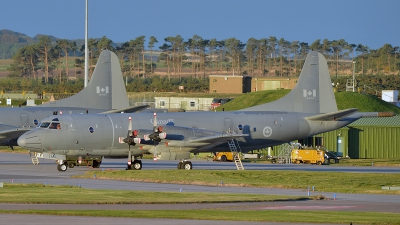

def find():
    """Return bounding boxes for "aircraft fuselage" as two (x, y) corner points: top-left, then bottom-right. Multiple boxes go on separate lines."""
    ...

(18, 111), (353, 158)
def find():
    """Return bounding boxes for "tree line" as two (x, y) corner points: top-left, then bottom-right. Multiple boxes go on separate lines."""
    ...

(6, 35), (400, 86)
(0, 76), (209, 94)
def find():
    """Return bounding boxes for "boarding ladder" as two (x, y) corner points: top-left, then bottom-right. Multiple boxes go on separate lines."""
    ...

(30, 152), (39, 165)
(228, 139), (244, 170)
(276, 143), (299, 164)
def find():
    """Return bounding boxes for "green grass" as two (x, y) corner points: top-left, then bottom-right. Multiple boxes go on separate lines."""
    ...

(0, 183), (302, 204)
(335, 91), (400, 113)
(0, 59), (13, 71)
(1, 209), (399, 224)
(329, 158), (400, 167)
(0, 146), (28, 153)
(73, 170), (400, 195)
(0, 184), (399, 224)
(216, 89), (290, 111)
(217, 90), (400, 113)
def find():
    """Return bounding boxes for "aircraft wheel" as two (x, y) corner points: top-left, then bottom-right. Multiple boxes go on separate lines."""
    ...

(126, 163), (132, 170)
(177, 162), (183, 169)
(133, 160), (142, 170)
(92, 160), (101, 168)
(220, 155), (227, 162)
(57, 164), (67, 172)
(183, 161), (192, 170)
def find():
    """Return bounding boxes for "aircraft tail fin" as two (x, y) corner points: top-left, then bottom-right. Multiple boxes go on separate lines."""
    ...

(240, 51), (338, 114)
(37, 50), (129, 110)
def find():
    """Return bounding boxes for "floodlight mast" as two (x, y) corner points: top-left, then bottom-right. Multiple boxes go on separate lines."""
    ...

(352, 61), (356, 92)
(84, 0), (89, 87)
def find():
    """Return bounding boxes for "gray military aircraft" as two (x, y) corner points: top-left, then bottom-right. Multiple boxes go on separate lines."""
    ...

(17, 51), (394, 171)
(0, 49), (135, 147)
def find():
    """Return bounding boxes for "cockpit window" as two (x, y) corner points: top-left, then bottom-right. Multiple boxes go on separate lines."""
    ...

(39, 122), (51, 128)
(49, 122), (60, 129)
(38, 118), (64, 130)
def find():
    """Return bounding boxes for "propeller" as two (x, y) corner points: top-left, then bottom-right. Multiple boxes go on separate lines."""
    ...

(144, 113), (167, 142)
(143, 113), (166, 161)
(122, 116), (141, 169)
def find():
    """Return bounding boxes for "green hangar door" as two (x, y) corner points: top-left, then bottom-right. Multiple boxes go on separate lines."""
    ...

(336, 136), (345, 157)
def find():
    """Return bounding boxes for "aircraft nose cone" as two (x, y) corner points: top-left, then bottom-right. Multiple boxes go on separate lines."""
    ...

(17, 136), (26, 147)
(17, 130), (42, 151)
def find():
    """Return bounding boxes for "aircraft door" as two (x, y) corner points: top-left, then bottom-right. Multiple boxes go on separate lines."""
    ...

(181, 101), (187, 110)
(20, 113), (29, 128)
(223, 118), (233, 133)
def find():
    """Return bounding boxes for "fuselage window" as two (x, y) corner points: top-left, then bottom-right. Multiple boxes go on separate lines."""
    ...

(89, 126), (94, 133)
(237, 124), (243, 130)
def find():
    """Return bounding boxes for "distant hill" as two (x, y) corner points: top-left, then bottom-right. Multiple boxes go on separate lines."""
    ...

(0, 29), (36, 44)
(0, 29), (35, 59)
(0, 29), (84, 59)
(217, 90), (400, 114)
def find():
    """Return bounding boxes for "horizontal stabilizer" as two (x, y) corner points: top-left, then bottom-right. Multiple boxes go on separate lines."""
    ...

(306, 108), (358, 121)
(352, 111), (396, 118)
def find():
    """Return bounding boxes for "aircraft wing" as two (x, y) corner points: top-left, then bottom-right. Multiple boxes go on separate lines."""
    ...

(306, 108), (359, 121)
(0, 124), (30, 146)
(189, 133), (248, 143)
(100, 105), (150, 114)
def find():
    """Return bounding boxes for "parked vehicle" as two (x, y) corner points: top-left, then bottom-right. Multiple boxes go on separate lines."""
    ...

(291, 148), (326, 165)
(325, 151), (340, 163)
(211, 98), (232, 110)
(213, 152), (236, 162)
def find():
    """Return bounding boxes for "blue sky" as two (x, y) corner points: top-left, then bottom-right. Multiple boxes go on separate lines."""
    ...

(2, 0), (399, 49)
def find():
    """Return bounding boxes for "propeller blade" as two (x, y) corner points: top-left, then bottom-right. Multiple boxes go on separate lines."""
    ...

(128, 144), (131, 166)
(128, 116), (132, 136)
(153, 112), (157, 132)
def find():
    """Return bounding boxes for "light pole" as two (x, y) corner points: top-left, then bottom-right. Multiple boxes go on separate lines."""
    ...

(352, 61), (356, 92)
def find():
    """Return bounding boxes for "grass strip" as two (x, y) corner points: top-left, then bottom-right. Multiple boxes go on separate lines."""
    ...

(0, 183), (307, 204)
(0, 209), (399, 224)
(73, 170), (400, 195)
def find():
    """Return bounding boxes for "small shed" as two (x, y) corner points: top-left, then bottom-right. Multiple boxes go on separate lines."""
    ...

(209, 75), (251, 94)
(154, 97), (213, 111)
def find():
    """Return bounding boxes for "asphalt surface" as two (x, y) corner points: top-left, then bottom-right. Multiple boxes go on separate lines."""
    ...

(1, 152), (400, 225)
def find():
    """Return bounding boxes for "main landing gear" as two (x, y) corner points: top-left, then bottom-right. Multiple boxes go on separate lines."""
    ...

(57, 162), (68, 172)
(177, 160), (193, 170)
(127, 159), (142, 170)
(56, 159), (102, 172)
